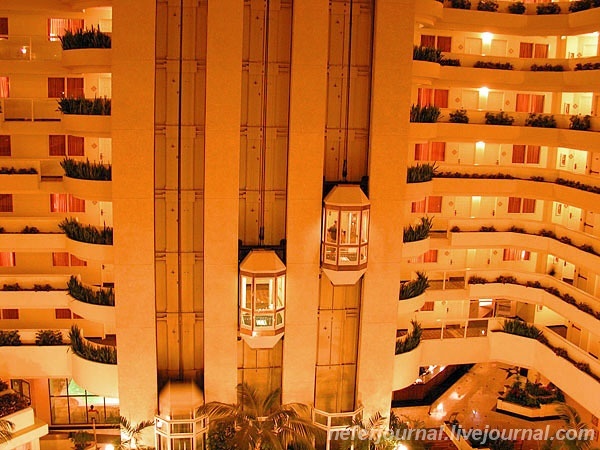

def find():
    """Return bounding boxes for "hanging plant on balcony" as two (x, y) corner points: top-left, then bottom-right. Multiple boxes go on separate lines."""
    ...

(449, 108), (469, 123)
(59, 26), (111, 50)
(407, 162), (438, 183)
(395, 320), (423, 354)
(524, 113), (557, 128)
(400, 272), (430, 300)
(477, 0), (499, 11)
(569, 114), (591, 131)
(61, 158), (112, 181)
(59, 218), (113, 245)
(508, 1), (526, 13)
(69, 325), (117, 364)
(485, 111), (515, 125)
(403, 216), (434, 243)
(410, 104), (441, 123)
(68, 276), (115, 306)
(57, 97), (111, 116)
(413, 45), (442, 63)
(536, 3), (561, 14)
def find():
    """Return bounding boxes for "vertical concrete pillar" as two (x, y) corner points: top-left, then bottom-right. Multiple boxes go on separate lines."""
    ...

(282, 0), (329, 405)
(203, 0), (244, 403)
(112, 0), (158, 424)
(356, 0), (414, 419)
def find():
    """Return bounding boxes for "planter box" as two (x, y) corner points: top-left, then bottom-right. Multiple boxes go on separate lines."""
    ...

(402, 237), (430, 259)
(392, 344), (422, 391)
(61, 48), (112, 71)
(398, 292), (427, 317)
(71, 352), (118, 398)
(68, 296), (115, 327)
(63, 176), (112, 202)
(496, 398), (560, 419)
(62, 114), (111, 136)
(65, 236), (114, 262)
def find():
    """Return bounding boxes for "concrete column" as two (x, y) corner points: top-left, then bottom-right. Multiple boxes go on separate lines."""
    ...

(112, 0), (158, 424)
(203, 0), (244, 403)
(281, 0), (329, 405)
(356, 0), (414, 419)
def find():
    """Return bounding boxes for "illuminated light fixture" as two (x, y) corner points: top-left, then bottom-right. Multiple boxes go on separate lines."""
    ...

(561, 36), (567, 40)
(105, 445), (114, 450)
(395, 444), (409, 450)
(20, 47), (27, 55)
(482, 32), (493, 44)
(594, 32), (599, 37)
(239, 250), (286, 348)
(479, 86), (489, 97)
(475, 141), (485, 151)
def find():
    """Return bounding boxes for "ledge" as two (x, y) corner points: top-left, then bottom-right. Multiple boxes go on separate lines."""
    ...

(496, 398), (560, 419)
(0, 233), (65, 251)
(62, 114), (111, 136)
(0, 174), (39, 192)
(0, 407), (49, 450)
(61, 48), (112, 72)
(392, 344), (422, 391)
(398, 292), (428, 320)
(402, 237), (431, 259)
(71, 352), (118, 398)
(0, 290), (69, 309)
(68, 296), (115, 327)
(404, 181), (434, 200)
(65, 236), (114, 262)
(63, 176), (112, 202)
(0, 346), (71, 378)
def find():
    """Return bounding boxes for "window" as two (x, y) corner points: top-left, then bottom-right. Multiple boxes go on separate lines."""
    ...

(519, 42), (548, 59)
(0, 18), (7, 38)
(424, 249), (438, 263)
(1, 309), (19, 319)
(49, 378), (119, 425)
(411, 196), (442, 214)
(50, 194), (85, 213)
(48, 78), (65, 98)
(49, 135), (66, 156)
(48, 19), (84, 41)
(0, 77), (9, 98)
(417, 88), (449, 108)
(503, 248), (531, 261)
(507, 197), (536, 213)
(0, 136), (10, 156)
(68, 136), (84, 156)
(512, 145), (540, 164)
(66, 78), (84, 98)
(420, 301), (435, 312)
(0, 252), (15, 266)
(55, 308), (73, 319)
(515, 93), (545, 113)
(420, 35), (452, 52)
(415, 142), (446, 161)
(0, 194), (13, 212)
(52, 252), (87, 267)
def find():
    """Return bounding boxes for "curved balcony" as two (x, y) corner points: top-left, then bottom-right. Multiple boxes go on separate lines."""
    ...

(393, 320), (600, 416)
(61, 48), (112, 72)
(402, 238), (431, 258)
(398, 292), (428, 317)
(404, 180), (434, 200)
(62, 114), (111, 136)
(68, 297), (116, 327)
(71, 351), (118, 398)
(63, 176), (112, 202)
(65, 236), (114, 262)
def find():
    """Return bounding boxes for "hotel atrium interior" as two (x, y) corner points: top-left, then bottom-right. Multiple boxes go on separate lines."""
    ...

(1, 0), (600, 449)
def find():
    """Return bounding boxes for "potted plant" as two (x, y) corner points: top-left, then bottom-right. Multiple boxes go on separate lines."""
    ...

(508, 1), (526, 13)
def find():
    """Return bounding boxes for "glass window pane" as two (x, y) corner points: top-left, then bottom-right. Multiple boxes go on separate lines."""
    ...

(324, 245), (337, 264)
(255, 315), (273, 328)
(361, 210), (369, 243)
(241, 312), (252, 328)
(50, 397), (70, 424)
(276, 276), (285, 308)
(339, 247), (358, 265)
(68, 397), (88, 423)
(255, 279), (272, 310)
(87, 396), (105, 422)
(68, 379), (86, 395)
(49, 378), (69, 396)
(325, 209), (339, 243)
(172, 438), (193, 450)
(360, 246), (367, 263)
(340, 211), (351, 244)
(241, 276), (252, 309)
(276, 312), (284, 328)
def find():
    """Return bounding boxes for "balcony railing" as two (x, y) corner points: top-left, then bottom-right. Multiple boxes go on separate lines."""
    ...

(0, 98), (61, 121)
(0, 36), (61, 61)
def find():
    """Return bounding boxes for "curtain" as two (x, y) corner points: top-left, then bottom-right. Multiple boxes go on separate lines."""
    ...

(50, 194), (68, 213)
(0, 194), (13, 212)
(70, 254), (87, 266)
(0, 18), (8, 37)
(420, 35), (436, 48)
(503, 248), (517, 261)
(437, 36), (452, 52)
(414, 143), (429, 161)
(1, 309), (18, 319)
(66, 78), (84, 98)
(532, 95), (545, 113)
(418, 88), (433, 107)
(526, 145), (541, 164)
(522, 198), (536, 213)
(68, 136), (85, 156)
(68, 195), (85, 213)
(0, 77), (9, 98)
(0, 252), (15, 267)
(512, 145), (526, 163)
(48, 77), (65, 98)
(411, 199), (426, 213)
(424, 249), (438, 263)
(55, 308), (72, 319)
(48, 18), (84, 40)
(0, 135), (10, 156)
(431, 142), (446, 161)
(49, 135), (66, 156)
(52, 252), (70, 266)
(427, 196), (443, 213)
(434, 89), (449, 108)
(534, 44), (549, 59)
(507, 197), (521, 213)
(519, 42), (533, 58)
(515, 94), (530, 113)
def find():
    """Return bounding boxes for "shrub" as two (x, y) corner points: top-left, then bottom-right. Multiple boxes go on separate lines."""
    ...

(495, 275), (517, 284)
(0, 393), (28, 418)
(569, 0), (592, 12)
(0, 330), (21, 346)
(508, 226), (526, 234)
(574, 62), (600, 71)
(59, 218), (113, 245)
(407, 163), (438, 183)
(524, 113), (557, 128)
(2, 283), (21, 291)
(449, 108), (469, 123)
(395, 321), (423, 354)
(485, 111), (514, 125)
(33, 284), (53, 291)
(530, 63), (564, 72)
(569, 114), (591, 131)
(536, 3), (561, 14)
(21, 226), (40, 234)
(400, 272), (429, 300)
(57, 97), (111, 115)
(468, 276), (488, 284)
(0, 167), (37, 175)
(450, 225), (461, 232)
(59, 26), (111, 50)
(479, 225), (496, 232)
(474, 61), (513, 70)
(0, 380), (8, 392)
(554, 347), (568, 358)
(410, 104), (441, 123)
(450, 0), (471, 8)
(69, 325), (117, 364)
(439, 58), (461, 66)
(502, 319), (543, 340)
(68, 276), (115, 306)
(61, 158), (112, 181)
(404, 217), (434, 243)
(530, 176), (545, 182)
(508, 1), (526, 13)
(36, 330), (64, 346)
(477, 0), (499, 11)
(413, 46), (441, 63)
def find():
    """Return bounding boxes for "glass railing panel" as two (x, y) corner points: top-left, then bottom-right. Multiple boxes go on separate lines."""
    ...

(0, 36), (60, 61)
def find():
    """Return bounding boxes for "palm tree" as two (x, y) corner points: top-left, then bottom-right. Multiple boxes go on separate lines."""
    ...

(542, 403), (598, 450)
(116, 416), (155, 450)
(0, 419), (14, 444)
(197, 383), (324, 450)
